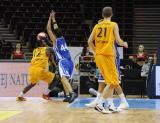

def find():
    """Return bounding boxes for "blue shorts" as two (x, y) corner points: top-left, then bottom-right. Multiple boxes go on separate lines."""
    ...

(96, 56), (121, 83)
(58, 59), (74, 79)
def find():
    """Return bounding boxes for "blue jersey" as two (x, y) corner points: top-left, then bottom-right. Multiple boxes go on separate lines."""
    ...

(54, 37), (72, 61)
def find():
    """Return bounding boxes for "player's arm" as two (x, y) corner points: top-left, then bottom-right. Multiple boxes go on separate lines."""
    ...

(47, 13), (56, 45)
(46, 47), (56, 67)
(88, 27), (96, 54)
(113, 23), (128, 48)
(50, 11), (63, 38)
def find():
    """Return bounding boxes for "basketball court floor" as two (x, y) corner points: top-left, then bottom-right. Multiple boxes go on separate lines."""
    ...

(0, 97), (160, 123)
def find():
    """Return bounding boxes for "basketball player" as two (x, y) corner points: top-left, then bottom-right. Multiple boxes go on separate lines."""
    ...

(86, 42), (129, 110)
(46, 10), (77, 103)
(16, 32), (56, 101)
(88, 7), (128, 113)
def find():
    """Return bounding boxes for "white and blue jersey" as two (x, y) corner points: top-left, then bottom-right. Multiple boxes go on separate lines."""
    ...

(55, 37), (72, 60)
(53, 37), (74, 79)
(96, 43), (121, 82)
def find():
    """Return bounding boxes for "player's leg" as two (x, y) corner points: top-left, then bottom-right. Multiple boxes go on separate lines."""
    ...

(94, 55), (117, 114)
(41, 70), (55, 100)
(114, 85), (129, 109)
(16, 67), (38, 101)
(114, 55), (129, 109)
(85, 78), (105, 107)
(58, 59), (77, 103)
(17, 83), (36, 101)
(62, 83), (70, 102)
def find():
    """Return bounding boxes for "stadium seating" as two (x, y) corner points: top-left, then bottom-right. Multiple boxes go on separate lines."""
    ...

(0, 0), (86, 48)
(0, 0), (159, 56)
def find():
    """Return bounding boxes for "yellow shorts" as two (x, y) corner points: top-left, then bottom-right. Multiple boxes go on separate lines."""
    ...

(95, 55), (119, 86)
(29, 67), (55, 84)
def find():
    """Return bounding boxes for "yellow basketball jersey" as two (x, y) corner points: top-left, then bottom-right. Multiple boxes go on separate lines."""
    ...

(93, 20), (116, 56)
(31, 47), (49, 68)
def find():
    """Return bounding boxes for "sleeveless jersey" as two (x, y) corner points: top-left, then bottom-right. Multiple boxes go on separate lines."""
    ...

(93, 20), (117, 56)
(31, 47), (49, 68)
(54, 37), (71, 61)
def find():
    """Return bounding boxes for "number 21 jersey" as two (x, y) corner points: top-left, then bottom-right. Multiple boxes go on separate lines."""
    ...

(93, 20), (116, 56)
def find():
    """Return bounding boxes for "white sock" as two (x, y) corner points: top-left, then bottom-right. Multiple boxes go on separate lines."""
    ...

(97, 93), (101, 99)
(97, 97), (106, 105)
(43, 89), (51, 95)
(94, 93), (101, 103)
(19, 92), (24, 97)
(119, 93), (127, 103)
(107, 98), (113, 106)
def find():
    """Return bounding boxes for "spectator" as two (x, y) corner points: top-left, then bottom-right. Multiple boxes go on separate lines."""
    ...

(135, 44), (147, 67)
(141, 56), (153, 77)
(11, 43), (25, 60)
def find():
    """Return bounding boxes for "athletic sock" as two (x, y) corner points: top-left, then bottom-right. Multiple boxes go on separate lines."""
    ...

(107, 98), (113, 106)
(97, 97), (106, 106)
(43, 89), (51, 95)
(19, 92), (24, 97)
(119, 93), (127, 103)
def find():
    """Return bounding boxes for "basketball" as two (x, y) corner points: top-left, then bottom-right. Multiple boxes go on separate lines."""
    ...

(37, 32), (47, 40)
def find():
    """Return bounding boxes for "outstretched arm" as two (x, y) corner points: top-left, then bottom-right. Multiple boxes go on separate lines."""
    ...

(50, 10), (63, 38)
(47, 12), (56, 45)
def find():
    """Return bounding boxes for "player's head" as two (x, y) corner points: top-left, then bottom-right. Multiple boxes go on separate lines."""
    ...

(36, 32), (47, 47)
(102, 7), (113, 18)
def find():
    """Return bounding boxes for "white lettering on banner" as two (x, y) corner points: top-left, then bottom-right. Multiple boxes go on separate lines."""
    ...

(0, 63), (47, 97)
(156, 66), (160, 96)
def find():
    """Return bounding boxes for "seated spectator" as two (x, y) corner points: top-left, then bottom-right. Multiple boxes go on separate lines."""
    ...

(11, 43), (25, 60)
(141, 56), (153, 77)
(135, 44), (148, 67)
(128, 45), (147, 68)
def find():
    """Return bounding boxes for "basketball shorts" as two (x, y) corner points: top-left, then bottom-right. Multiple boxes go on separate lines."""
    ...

(29, 66), (55, 84)
(58, 59), (74, 79)
(95, 55), (119, 86)
(96, 56), (121, 83)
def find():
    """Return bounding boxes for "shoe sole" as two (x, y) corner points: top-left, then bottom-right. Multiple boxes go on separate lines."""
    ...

(69, 94), (77, 103)
(95, 106), (112, 114)
(85, 104), (96, 108)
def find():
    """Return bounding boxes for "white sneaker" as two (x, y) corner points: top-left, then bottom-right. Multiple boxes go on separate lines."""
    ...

(117, 102), (129, 110)
(108, 104), (119, 113)
(85, 99), (98, 108)
(95, 104), (112, 114)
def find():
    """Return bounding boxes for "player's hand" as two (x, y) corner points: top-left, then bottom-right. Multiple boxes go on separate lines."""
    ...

(123, 42), (128, 48)
(50, 10), (56, 19)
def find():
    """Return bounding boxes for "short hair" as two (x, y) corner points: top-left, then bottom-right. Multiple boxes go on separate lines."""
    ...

(102, 7), (113, 18)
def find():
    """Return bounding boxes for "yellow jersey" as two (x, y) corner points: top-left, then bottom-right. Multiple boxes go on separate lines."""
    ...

(93, 20), (117, 56)
(31, 47), (49, 68)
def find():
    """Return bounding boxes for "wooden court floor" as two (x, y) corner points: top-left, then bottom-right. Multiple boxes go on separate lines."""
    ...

(0, 98), (160, 123)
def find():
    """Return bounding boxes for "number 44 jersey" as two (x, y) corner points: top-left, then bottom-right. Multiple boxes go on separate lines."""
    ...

(54, 37), (72, 61)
